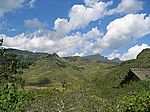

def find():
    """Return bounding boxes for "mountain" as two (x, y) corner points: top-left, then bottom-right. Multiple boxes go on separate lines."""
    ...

(5, 48), (121, 63)
(64, 54), (121, 63)
(5, 48), (59, 62)
(83, 54), (121, 63)
(83, 54), (108, 62)
(47, 53), (59, 59)
(110, 58), (122, 63)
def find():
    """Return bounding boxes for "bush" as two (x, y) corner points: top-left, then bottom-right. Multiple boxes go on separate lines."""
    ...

(0, 82), (34, 112)
(119, 91), (150, 112)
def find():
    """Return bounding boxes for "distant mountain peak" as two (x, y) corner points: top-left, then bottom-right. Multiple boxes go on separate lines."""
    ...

(52, 53), (59, 58)
(47, 53), (59, 58)
(81, 54), (121, 63)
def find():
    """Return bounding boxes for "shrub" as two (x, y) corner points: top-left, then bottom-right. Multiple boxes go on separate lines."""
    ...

(119, 91), (150, 112)
(0, 82), (34, 112)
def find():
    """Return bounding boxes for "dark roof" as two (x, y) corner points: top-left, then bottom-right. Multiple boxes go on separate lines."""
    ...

(130, 68), (150, 81)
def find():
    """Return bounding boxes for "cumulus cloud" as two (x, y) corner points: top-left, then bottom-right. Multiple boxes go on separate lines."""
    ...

(83, 27), (102, 40)
(24, 18), (48, 29)
(1, 33), (55, 52)
(75, 27), (103, 56)
(2, 13), (150, 59)
(1, 27), (102, 56)
(54, 0), (144, 36)
(108, 44), (150, 61)
(109, 0), (143, 15)
(54, 0), (112, 35)
(96, 14), (150, 50)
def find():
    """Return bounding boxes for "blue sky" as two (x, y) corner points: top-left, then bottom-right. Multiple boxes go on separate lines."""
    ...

(0, 0), (150, 61)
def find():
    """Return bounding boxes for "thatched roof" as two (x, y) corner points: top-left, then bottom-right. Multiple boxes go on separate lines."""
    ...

(130, 68), (150, 81)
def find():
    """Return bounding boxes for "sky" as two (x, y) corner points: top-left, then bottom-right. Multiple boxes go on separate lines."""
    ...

(0, 0), (150, 61)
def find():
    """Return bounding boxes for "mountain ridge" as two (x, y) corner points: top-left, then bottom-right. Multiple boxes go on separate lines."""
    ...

(5, 48), (121, 63)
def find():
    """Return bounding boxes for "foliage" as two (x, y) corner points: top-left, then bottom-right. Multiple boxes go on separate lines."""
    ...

(119, 90), (150, 112)
(0, 49), (30, 85)
(0, 48), (33, 112)
(0, 82), (34, 112)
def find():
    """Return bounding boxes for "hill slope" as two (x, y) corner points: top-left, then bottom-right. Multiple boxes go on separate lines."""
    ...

(6, 48), (149, 88)
(4, 48), (150, 111)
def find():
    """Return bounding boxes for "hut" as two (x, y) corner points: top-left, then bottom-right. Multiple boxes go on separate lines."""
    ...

(120, 68), (150, 85)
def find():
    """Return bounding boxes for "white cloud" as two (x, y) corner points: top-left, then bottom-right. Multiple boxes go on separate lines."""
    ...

(108, 44), (150, 61)
(96, 14), (150, 50)
(54, 28), (102, 56)
(54, 0), (112, 35)
(24, 18), (48, 29)
(54, 18), (69, 36)
(54, 0), (144, 36)
(109, 0), (143, 15)
(2, 13), (150, 58)
(84, 0), (100, 6)
(83, 27), (102, 40)
(1, 33), (55, 52)
(28, 0), (37, 8)
(0, 0), (25, 17)
(1, 27), (102, 57)
(54, 34), (83, 56)
(0, 0), (38, 17)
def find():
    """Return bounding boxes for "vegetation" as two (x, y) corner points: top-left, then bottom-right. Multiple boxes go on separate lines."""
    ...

(0, 48), (150, 111)
(0, 82), (33, 112)
(0, 48), (32, 112)
(119, 91), (150, 111)
(0, 49), (30, 85)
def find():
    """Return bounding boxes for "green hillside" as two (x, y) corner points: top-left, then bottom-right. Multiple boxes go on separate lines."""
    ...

(23, 56), (114, 88)
(22, 48), (150, 88)
(1, 48), (150, 111)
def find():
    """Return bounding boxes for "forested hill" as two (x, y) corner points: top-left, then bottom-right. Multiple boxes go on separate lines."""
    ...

(5, 48), (121, 63)
(21, 48), (150, 87)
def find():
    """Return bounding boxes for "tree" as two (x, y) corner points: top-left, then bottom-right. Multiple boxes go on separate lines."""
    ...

(0, 48), (33, 112)
(0, 48), (29, 85)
